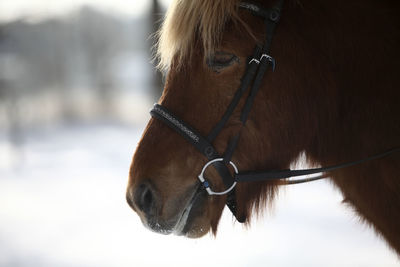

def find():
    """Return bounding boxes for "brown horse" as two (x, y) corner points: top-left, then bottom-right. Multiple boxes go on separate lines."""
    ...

(126, 0), (400, 254)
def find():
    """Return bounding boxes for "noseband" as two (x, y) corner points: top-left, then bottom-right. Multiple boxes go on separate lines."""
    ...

(150, 0), (400, 222)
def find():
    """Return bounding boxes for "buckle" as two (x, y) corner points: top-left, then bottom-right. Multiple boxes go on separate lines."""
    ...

(249, 54), (276, 71)
(248, 58), (260, 65)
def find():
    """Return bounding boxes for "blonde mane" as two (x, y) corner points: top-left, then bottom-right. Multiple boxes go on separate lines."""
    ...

(156, 0), (242, 70)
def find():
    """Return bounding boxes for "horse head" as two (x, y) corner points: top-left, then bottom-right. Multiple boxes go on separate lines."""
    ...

(125, 0), (400, 255)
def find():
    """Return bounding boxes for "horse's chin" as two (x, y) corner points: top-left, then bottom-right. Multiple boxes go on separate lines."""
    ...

(173, 187), (210, 238)
(142, 183), (211, 238)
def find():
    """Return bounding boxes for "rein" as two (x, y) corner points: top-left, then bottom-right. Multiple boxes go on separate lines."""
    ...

(150, 1), (400, 222)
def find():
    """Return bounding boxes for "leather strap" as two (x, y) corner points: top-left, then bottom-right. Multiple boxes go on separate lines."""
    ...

(235, 147), (400, 182)
(206, 45), (262, 143)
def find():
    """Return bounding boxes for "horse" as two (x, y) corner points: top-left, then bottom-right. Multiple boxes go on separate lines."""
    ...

(126, 0), (400, 254)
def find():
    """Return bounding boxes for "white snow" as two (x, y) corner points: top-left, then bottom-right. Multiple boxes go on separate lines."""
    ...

(0, 123), (398, 267)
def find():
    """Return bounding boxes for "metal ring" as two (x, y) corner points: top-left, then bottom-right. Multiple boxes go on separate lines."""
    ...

(197, 158), (238, 196)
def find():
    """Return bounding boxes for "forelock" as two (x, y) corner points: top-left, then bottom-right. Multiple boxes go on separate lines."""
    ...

(156, 0), (242, 71)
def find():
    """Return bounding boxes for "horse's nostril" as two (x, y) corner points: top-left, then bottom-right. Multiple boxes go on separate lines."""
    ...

(134, 183), (156, 215)
(141, 187), (153, 213)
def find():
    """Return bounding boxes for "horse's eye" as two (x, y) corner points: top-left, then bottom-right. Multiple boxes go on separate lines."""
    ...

(207, 51), (239, 72)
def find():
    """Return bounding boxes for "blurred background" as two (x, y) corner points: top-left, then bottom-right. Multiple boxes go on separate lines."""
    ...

(0, 1), (398, 266)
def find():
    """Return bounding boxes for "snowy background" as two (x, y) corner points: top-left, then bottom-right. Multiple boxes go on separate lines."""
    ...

(0, 1), (399, 266)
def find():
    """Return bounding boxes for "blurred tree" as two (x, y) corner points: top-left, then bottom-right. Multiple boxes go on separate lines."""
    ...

(0, 39), (25, 163)
(77, 7), (120, 118)
(0, 7), (151, 127)
(0, 27), (23, 152)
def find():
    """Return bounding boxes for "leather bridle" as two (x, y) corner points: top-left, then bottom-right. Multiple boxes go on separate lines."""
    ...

(150, 0), (400, 222)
